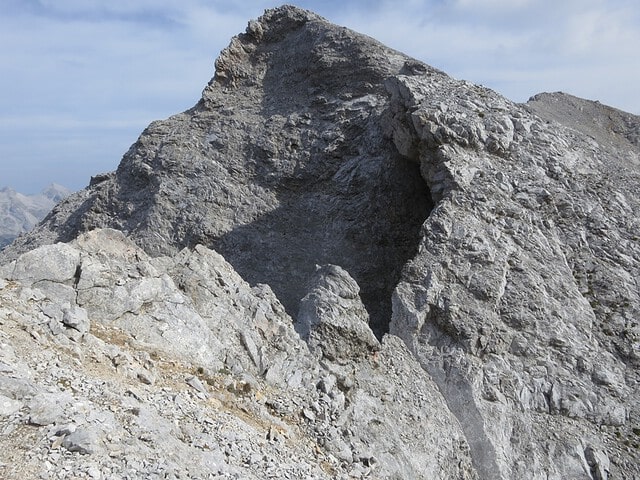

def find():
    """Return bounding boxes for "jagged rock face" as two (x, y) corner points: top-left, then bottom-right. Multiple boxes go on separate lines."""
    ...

(0, 230), (475, 479)
(2, 6), (431, 337)
(387, 69), (640, 478)
(297, 264), (380, 363)
(2, 5), (640, 479)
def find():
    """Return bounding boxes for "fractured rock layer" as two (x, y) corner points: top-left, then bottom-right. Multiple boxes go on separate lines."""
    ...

(387, 65), (640, 479)
(0, 229), (475, 479)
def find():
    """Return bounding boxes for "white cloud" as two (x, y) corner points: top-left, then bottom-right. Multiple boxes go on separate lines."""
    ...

(334, 0), (640, 112)
(452, 0), (532, 12)
(562, 6), (640, 55)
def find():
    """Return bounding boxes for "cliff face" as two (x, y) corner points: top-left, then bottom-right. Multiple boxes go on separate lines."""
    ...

(386, 75), (640, 478)
(1, 5), (639, 479)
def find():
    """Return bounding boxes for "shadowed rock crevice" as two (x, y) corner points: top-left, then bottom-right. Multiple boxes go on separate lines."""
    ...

(0, 5), (435, 339)
(215, 152), (432, 338)
(198, 6), (435, 337)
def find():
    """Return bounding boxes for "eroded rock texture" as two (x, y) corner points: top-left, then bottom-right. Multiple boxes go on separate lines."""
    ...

(0, 229), (474, 479)
(1, 5), (639, 479)
(2, 6), (431, 337)
(387, 73), (640, 479)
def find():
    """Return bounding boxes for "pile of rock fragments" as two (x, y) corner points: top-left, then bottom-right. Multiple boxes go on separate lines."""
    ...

(1, 229), (473, 479)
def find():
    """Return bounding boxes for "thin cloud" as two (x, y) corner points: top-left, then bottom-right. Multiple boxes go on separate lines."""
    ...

(337, 0), (640, 111)
(0, 0), (638, 193)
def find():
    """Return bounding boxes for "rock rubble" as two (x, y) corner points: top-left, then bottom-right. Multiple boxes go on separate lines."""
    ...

(1, 229), (475, 479)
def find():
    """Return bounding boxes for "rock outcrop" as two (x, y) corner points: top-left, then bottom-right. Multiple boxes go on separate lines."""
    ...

(0, 229), (475, 479)
(1, 5), (639, 479)
(387, 71), (640, 479)
(0, 184), (71, 248)
(297, 264), (380, 363)
(0, 6), (432, 339)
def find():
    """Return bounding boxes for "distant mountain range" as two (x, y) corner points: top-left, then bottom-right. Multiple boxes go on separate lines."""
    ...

(0, 183), (72, 248)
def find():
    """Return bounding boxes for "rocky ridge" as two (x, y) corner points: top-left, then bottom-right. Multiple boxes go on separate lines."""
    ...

(1, 5), (639, 479)
(0, 229), (473, 479)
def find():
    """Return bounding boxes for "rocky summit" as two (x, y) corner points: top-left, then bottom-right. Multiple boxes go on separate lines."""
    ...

(1, 5), (639, 479)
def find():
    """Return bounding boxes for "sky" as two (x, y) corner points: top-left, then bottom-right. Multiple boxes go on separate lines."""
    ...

(1, 0), (639, 194)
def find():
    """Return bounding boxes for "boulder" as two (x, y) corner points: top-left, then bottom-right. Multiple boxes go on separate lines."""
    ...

(297, 264), (380, 363)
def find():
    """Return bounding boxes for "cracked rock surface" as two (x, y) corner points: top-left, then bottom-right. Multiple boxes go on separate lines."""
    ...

(0, 229), (473, 479)
(2, 5), (640, 479)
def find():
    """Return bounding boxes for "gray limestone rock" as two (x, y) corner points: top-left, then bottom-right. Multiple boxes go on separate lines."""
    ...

(526, 91), (640, 153)
(297, 264), (380, 363)
(1, 242), (80, 285)
(320, 334), (477, 479)
(0, 394), (21, 417)
(387, 69), (640, 479)
(27, 392), (72, 426)
(0, 4), (639, 480)
(0, 376), (37, 400)
(62, 428), (101, 455)
(62, 305), (90, 334)
(0, 5), (432, 339)
(0, 227), (477, 479)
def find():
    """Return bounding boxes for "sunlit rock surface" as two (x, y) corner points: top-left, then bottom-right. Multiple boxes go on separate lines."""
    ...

(1, 5), (639, 479)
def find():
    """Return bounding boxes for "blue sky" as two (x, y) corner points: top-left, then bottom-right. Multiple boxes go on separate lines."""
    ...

(1, 0), (639, 193)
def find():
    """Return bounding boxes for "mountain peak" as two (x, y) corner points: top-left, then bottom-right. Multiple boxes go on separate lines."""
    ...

(252, 4), (323, 36)
(1, 7), (639, 479)
(0, 184), (72, 248)
(526, 90), (640, 153)
(41, 183), (72, 203)
(204, 3), (422, 102)
(209, 5), (326, 91)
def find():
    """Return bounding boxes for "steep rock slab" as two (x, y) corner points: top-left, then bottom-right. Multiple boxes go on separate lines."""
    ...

(297, 264), (380, 363)
(1, 6), (433, 337)
(387, 68), (640, 478)
(295, 263), (476, 478)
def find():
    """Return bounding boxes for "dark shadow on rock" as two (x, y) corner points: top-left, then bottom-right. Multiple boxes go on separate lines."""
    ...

(208, 18), (433, 337)
(214, 150), (432, 338)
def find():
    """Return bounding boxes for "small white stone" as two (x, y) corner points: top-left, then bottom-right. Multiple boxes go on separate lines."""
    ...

(87, 466), (101, 479)
(0, 394), (22, 416)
